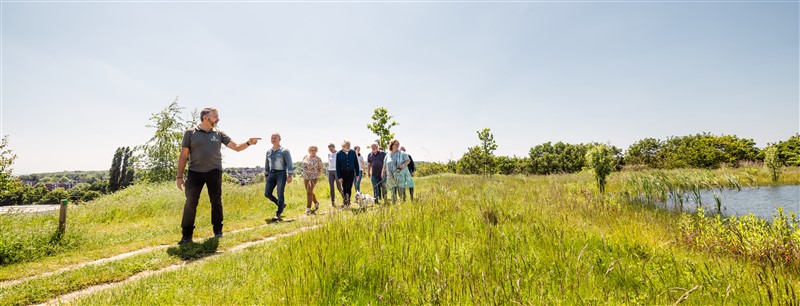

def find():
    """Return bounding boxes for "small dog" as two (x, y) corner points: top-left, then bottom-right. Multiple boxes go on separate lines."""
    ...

(354, 192), (374, 207)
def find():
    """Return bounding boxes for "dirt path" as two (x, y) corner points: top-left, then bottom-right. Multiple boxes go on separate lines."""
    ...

(0, 222), (279, 288)
(37, 224), (321, 306)
(6, 205), (365, 304)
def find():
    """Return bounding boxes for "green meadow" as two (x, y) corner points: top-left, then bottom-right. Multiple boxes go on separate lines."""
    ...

(1, 167), (799, 305)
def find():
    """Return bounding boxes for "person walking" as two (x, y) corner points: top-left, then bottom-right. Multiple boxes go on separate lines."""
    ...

(354, 146), (365, 193)
(336, 140), (360, 207)
(400, 146), (416, 201)
(301, 146), (324, 214)
(382, 139), (412, 205)
(367, 143), (387, 204)
(264, 133), (293, 222)
(176, 107), (261, 244)
(326, 143), (342, 207)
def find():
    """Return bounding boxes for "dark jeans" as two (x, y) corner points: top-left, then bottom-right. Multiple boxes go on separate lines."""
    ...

(328, 170), (342, 203)
(265, 171), (287, 217)
(371, 176), (387, 202)
(339, 169), (355, 204)
(181, 169), (223, 238)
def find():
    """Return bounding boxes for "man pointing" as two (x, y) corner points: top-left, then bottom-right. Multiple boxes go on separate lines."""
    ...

(176, 107), (260, 244)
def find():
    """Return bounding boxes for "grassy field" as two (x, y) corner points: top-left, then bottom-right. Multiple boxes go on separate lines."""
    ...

(1, 167), (799, 305)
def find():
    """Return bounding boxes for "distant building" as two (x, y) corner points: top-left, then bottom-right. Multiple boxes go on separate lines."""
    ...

(225, 166), (263, 185)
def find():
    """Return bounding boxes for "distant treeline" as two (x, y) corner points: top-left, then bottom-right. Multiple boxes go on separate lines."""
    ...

(417, 133), (800, 177)
(17, 170), (109, 185)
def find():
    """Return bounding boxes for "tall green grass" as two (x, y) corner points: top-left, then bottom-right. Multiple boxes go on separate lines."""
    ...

(72, 174), (800, 304)
(616, 169), (749, 212)
(0, 179), (330, 280)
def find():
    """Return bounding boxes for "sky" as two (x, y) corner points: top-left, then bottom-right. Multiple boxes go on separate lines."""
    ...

(2, 1), (798, 175)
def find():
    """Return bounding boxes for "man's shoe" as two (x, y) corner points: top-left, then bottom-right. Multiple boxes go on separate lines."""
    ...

(214, 232), (223, 238)
(178, 238), (192, 245)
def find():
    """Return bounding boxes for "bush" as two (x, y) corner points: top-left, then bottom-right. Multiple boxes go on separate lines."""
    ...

(678, 208), (800, 270)
(80, 190), (102, 202)
(223, 173), (241, 185)
(416, 161), (456, 177)
(585, 145), (614, 193)
(494, 156), (528, 175)
(626, 133), (759, 169)
(528, 142), (591, 175)
(764, 134), (800, 167)
(40, 188), (70, 204)
(764, 146), (783, 182)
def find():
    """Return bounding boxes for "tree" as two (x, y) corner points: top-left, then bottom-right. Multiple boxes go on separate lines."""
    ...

(40, 188), (70, 204)
(528, 142), (591, 175)
(0, 136), (21, 204)
(457, 128), (498, 176)
(367, 107), (398, 150)
(138, 98), (193, 183)
(0, 136), (18, 189)
(764, 146), (782, 182)
(625, 138), (662, 168)
(477, 128), (497, 175)
(765, 134), (800, 166)
(586, 144), (614, 193)
(457, 146), (486, 175)
(626, 133), (760, 169)
(495, 156), (527, 175)
(120, 147), (135, 188)
(108, 147), (123, 192)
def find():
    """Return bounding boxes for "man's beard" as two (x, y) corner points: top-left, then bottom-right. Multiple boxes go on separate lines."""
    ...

(212, 120), (218, 127)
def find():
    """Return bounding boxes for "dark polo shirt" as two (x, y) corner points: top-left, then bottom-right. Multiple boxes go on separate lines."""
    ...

(181, 126), (231, 172)
(367, 151), (386, 178)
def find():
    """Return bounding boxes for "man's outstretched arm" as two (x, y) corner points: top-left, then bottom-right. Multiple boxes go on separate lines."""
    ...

(226, 138), (261, 152)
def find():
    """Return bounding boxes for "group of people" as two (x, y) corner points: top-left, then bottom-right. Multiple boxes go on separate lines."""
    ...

(313, 140), (416, 212)
(175, 107), (417, 245)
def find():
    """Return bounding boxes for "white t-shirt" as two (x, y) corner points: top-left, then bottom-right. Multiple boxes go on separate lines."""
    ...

(357, 155), (364, 172)
(328, 152), (337, 171)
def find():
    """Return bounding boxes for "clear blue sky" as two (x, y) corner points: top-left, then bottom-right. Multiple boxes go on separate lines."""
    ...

(2, 1), (798, 175)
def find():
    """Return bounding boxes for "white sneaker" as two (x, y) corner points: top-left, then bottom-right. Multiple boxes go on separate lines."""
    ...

(305, 208), (312, 215)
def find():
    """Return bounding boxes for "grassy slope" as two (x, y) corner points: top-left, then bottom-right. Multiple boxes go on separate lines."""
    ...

(0, 179), (328, 280)
(66, 170), (800, 305)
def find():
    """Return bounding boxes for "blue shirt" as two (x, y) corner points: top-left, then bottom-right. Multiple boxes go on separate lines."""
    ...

(264, 146), (294, 175)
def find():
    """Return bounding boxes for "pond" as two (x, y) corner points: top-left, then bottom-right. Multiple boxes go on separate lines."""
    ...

(669, 185), (800, 219)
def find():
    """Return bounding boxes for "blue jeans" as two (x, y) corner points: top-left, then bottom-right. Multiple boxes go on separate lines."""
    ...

(371, 176), (387, 202)
(265, 171), (287, 217)
(355, 171), (362, 192)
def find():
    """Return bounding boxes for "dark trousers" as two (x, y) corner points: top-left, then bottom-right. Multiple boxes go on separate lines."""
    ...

(371, 175), (387, 202)
(340, 169), (355, 204)
(181, 169), (223, 238)
(328, 170), (341, 203)
(265, 171), (287, 217)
